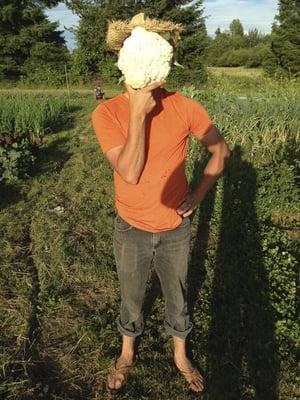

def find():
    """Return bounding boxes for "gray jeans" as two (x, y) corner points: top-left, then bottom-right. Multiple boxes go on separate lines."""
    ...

(113, 214), (193, 339)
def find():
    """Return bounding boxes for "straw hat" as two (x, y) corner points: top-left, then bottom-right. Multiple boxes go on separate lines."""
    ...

(106, 13), (184, 52)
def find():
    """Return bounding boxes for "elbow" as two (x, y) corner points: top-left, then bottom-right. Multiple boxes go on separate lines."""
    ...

(115, 164), (140, 184)
(122, 174), (139, 185)
(222, 145), (231, 170)
(225, 145), (231, 161)
(219, 140), (231, 160)
(125, 178), (139, 185)
(214, 142), (231, 170)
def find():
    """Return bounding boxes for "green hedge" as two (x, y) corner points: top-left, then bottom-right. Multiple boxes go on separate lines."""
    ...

(0, 94), (69, 182)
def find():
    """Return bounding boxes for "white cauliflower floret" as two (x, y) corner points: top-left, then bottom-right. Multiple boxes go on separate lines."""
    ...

(117, 26), (173, 89)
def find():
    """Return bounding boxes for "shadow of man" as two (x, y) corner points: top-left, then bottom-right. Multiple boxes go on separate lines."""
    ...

(207, 145), (279, 400)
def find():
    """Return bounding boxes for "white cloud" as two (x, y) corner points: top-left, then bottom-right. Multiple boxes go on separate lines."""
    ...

(203, 0), (278, 36)
(45, 2), (79, 49)
(45, 2), (79, 30)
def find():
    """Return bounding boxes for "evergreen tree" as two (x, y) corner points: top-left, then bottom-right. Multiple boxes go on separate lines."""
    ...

(0, 0), (69, 82)
(204, 22), (270, 68)
(229, 19), (244, 37)
(204, 30), (232, 66)
(66, 0), (140, 82)
(228, 19), (247, 50)
(138, 0), (208, 84)
(66, 0), (208, 85)
(266, 0), (300, 77)
(247, 28), (263, 47)
(215, 27), (221, 36)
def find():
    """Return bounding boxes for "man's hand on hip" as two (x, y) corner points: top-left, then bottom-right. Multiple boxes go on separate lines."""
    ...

(176, 191), (199, 218)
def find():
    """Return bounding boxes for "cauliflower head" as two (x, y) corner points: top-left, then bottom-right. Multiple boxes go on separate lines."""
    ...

(117, 26), (174, 89)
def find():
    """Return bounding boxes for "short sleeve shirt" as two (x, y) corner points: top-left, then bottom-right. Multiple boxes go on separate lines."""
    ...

(92, 88), (213, 232)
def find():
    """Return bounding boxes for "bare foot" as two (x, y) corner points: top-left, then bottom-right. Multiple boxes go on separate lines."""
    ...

(107, 354), (135, 391)
(174, 354), (204, 393)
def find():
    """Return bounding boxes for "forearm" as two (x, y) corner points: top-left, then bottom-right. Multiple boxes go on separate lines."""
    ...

(116, 113), (146, 184)
(193, 146), (230, 202)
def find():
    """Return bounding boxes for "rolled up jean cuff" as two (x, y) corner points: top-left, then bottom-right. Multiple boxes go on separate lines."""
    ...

(116, 316), (144, 338)
(164, 320), (194, 339)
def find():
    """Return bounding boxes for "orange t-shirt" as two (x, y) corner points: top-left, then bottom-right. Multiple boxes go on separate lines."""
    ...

(92, 88), (213, 232)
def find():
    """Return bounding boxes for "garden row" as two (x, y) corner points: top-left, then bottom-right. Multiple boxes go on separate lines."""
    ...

(0, 94), (70, 182)
(183, 85), (299, 399)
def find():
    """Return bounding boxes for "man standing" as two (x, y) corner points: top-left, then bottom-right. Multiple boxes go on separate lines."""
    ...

(92, 16), (230, 396)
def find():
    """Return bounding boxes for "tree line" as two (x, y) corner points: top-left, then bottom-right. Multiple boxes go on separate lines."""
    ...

(205, 20), (272, 69)
(0, 0), (299, 87)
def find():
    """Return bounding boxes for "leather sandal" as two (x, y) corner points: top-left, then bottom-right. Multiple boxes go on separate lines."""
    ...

(106, 356), (138, 394)
(175, 362), (205, 394)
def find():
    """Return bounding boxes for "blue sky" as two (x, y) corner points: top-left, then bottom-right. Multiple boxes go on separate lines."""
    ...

(45, 0), (278, 50)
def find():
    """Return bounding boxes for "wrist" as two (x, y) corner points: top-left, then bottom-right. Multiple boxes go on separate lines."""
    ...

(192, 188), (204, 203)
(130, 110), (147, 120)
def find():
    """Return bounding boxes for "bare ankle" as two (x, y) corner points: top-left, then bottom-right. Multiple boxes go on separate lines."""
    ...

(121, 335), (135, 359)
(120, 350), (134, 359)
(174, 352), (187, 360)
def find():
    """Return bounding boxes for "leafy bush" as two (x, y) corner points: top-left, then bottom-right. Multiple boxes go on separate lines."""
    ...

(168, 64), (207, 88)
(183, 85), (299, 398)
(0, 94), (70, 182)
(0, 138), (35, 182)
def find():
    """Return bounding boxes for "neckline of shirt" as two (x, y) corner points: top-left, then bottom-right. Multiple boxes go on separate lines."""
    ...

(119, 87), (173, 103)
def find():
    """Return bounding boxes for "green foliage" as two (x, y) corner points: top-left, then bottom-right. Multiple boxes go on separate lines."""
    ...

(265, 0), (300, 77)
(66, 0), (208, 85)
(0, 0), (69, 82)
(247, 28), (266, 47)
(260, 222), (299, 377)
(168, 62), (207, 88)
(0, 139), (35, 182)
(66, 0), (139, 82)
(205, 19), (272, 68)
(0, 81), (299, 398)
(211, 44), (270, 68)
(68, 48), (92, 83)
(138, 0), (209, 84)
(183, 83), (299, 399)
(0, 94), (70, 182)
(183, 83), (300, 164)
(229, 18), (244, 37)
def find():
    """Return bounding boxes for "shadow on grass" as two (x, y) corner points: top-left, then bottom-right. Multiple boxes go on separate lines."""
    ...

(0, 183), (23, 210)
(0, 105), (82, 210)
(29, 136), (73, 178)
(188, 145), (279, 399)
(283, 134), (300, 172)
(0, 137), (73, 210)
(187, 149), (216, 324)
(28, 105), (83, 178)
(45, 105), (81, 135)
(0, 231), (83, 400)
(58, 138), (279, 399)
(23, 246), (80, 400)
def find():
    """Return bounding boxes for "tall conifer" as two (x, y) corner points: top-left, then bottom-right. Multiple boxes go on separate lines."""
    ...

(66, 0), (208, 84)
(0, 0), (69, 81)
(266, 0), (300, 76)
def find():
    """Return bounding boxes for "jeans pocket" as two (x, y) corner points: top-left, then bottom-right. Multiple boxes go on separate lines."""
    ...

(178, 216), (191, 228)
(114, 215), (133, 232)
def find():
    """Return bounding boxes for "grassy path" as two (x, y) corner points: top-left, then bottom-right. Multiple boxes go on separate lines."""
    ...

(1, 94), (196, 399)
(1, 94), (118, 399)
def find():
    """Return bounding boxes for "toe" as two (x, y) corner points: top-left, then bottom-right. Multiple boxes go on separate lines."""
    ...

(191, 377), (204, 393)
(197, 380), (204, 392)
(115, 377), (123, 390)
(107, 374), (115, 390)
(190, 381), (200, 392)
